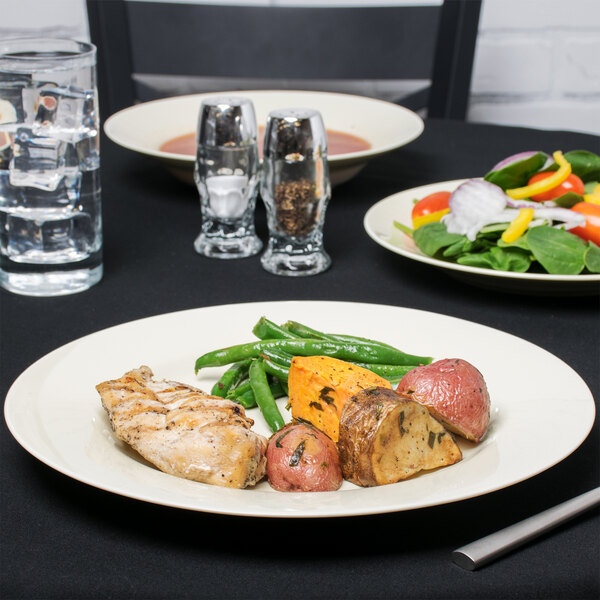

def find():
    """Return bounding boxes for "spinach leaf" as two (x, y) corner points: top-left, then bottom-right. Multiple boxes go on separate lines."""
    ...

(551, 192), (584, 208)
(413, 222), (465, 256)
(526, 225), (588, 274)
(457, 246), (532, 272)
(442, 237), (491, 258)
(584, 242), (600, 273)
(498, 234), (531, 251)
(484, 152), (547, 190)
(543, 150), (600, 182)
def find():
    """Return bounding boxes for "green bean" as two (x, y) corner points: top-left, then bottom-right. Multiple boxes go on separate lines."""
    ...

(269, 378), (286, 398)
(252, 317), (297, 340)
(195, 338), (431, 372)
(226, 382), (256, 409)
(210, 359), (252, 397)
(260, 354), (290, 382)
(226, 380), (252, 398)
(259, 326), (415, 380)
(352, 362), (417, 380)
(282, 320), (332, 340)
(249, 359), (285, 432)
(227, 377), (285, 400)
(227, 378), (286, 409)
(260, 347), (293, 368)
(283, 320), (432, 365)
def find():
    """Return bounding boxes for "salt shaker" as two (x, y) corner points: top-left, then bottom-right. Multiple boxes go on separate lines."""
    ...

(260, 108), (331, 276)
(194, 96), (262, 259)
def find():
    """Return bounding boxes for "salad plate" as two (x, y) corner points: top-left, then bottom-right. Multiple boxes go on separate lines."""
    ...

(4, 301), (595, 518)
(364, 181), (600, 295)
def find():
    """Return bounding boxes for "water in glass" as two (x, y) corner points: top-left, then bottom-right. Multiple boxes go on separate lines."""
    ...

(0, 39), (102, 296)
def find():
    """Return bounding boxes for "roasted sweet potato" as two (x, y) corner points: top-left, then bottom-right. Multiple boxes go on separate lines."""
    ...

(338, 387), (462, 487)
(266, 422), (342, 492)
(288, 356), (392, 442)
(395, 358), (490, 442)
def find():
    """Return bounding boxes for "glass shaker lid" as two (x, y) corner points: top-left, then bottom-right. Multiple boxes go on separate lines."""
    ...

(263, 108), (328, 161)
(197, 96), (257, 147)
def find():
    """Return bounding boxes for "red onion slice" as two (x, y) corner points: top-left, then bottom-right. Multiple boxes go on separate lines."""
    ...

(533, 207), (586, 228)
(444, 179), (509, 240)
(491, 151), (550, 172)
(506, 198), (547, 209)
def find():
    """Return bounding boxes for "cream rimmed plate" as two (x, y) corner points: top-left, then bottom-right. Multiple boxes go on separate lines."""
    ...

(103, 90), (424, 187)
(364, 180), (600, 295)
(4, 301), (595, 517)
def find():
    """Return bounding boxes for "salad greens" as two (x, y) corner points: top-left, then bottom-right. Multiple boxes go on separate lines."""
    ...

(484, 152), (548, 190)
(395, 150), (600, 276)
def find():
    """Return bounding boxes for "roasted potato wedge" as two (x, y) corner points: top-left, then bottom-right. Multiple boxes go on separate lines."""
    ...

(338, 387), (462, 487)
(266, 422), (342, 492)
(396, 358), (490, 442)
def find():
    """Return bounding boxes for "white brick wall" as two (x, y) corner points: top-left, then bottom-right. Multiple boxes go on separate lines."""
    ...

(2, 0), (599, 135)
(469, 0), (600, 135)
(0, 0), (89, 40)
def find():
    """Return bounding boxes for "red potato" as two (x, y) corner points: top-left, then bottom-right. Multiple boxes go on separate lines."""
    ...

(266, 422), (343, 492)
(396, 358), (490, 443)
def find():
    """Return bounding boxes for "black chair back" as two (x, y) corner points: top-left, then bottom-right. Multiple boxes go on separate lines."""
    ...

(87, 0), (481, 121)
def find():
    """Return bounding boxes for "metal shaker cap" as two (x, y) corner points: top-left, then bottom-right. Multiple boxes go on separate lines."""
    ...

(197, 96), (257, 147)
(263, 108), (328, 161)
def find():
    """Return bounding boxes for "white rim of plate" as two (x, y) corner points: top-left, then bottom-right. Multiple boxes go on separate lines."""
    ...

(3, 301), (596, 517)
(103, 90), (424, 163)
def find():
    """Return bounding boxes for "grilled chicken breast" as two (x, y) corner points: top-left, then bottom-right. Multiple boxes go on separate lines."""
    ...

(96, 366), (267, 488)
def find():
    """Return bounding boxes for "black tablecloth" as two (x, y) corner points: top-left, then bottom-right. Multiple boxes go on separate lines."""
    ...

(1, 119), (599, 599)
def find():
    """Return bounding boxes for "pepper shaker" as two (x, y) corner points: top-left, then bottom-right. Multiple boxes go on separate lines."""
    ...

(260, 108), (331, 276)
(194, 96), (262, 259)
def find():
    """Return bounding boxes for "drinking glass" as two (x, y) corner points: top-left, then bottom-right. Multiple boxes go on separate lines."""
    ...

(260, 108), (331, 276)
(193, 96), (262, 259)
(0, 38), (102, 296)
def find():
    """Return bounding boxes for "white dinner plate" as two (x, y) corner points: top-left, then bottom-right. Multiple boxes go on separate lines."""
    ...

(104, 90), (424, 187)
(364, 181), (600, 295)
(4, 301), (595, 518)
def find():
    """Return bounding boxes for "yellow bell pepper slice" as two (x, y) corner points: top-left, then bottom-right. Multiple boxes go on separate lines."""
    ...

(501, 208), (534, 244)
(584, 183), (600, 205)
(412, 207), (450, 230)
(506, 151), (571, 200)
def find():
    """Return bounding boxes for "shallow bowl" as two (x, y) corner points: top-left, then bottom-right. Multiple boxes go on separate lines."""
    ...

(104, 90), (424, 186)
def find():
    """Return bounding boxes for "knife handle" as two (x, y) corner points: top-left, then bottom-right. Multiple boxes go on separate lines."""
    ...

(452, 487), (600, 570)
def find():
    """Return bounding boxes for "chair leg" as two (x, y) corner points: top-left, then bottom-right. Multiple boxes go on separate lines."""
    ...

(428, 0), (482, 120)
(87, 0), (136, 118)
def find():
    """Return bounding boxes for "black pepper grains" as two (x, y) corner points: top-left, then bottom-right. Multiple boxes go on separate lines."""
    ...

(274, 179), (319, 236)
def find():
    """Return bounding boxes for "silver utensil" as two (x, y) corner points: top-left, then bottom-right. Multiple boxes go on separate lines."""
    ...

(452, 487), (600, 570)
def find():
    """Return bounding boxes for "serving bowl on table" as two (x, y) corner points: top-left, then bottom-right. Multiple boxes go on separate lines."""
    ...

(103, 90), (424, 187)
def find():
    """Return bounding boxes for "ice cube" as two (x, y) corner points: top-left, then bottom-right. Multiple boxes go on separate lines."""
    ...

(1, 168), (79, 219)
(33, 86), (98, 143)
(9, 127), (80, 191)
(74, 133), (100, 171)
(4, 210), (93, 263)
(0, 74), (32, 123)
(0, 130), (12, 169)
(0, 168), (19, 210)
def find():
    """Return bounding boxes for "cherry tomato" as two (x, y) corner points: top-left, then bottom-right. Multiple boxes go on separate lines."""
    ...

(412, 191), (451, 228)
(412, 191), (451, 218)
(569, 202), (600, 245)
(527, 172), (585, 202)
